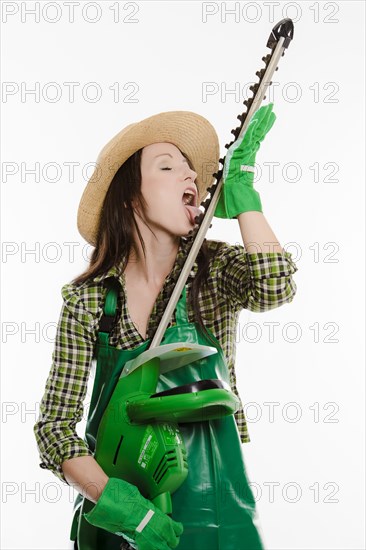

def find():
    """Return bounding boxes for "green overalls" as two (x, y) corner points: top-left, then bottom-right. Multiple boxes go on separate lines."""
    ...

(70, 278), (265, 550)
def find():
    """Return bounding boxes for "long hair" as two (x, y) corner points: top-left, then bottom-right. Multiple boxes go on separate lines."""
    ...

(72, 148), (225, 346)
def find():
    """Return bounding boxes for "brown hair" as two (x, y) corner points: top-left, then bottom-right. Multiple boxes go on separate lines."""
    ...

(72, 148), (225, 346)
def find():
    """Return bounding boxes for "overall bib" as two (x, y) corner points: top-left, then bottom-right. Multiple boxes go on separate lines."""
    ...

(70, 278), (265, 550)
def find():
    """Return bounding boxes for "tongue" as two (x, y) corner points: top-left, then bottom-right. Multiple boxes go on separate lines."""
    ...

(184, 204), (202, 225)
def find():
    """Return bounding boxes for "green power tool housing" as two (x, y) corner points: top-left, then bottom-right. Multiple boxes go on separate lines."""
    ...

(93, 344), (240, 515)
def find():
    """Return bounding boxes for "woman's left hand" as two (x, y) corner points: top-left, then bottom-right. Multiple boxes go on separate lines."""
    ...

(214, 103), (276, 219)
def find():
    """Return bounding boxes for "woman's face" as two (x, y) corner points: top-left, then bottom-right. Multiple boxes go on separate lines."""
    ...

(139, 142), (201, 237)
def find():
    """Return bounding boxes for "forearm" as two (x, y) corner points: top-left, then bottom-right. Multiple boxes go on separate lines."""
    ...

(62, 455), (109, 503)
(237, 211), (284, 254)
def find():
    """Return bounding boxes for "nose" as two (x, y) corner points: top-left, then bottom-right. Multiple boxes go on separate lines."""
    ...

(182, 163), (197, 183)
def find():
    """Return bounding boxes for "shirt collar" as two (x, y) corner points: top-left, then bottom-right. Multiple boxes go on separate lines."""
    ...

(91, 264), (121, 284)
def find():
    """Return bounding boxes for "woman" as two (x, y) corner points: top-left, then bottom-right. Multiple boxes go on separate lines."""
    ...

(34, 107), (298, 549)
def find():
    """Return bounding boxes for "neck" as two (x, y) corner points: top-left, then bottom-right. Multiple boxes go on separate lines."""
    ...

(126, 231), (181, 287)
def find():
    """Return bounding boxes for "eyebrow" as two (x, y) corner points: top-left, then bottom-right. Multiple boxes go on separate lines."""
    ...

(154, 153), (188, 163)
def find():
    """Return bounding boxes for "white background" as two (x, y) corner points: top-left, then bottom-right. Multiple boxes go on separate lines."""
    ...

(1, 1), (365, 549)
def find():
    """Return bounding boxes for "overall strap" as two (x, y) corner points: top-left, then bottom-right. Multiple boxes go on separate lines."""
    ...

(175, 285), (189, 325)
(98, 277), (121, 346)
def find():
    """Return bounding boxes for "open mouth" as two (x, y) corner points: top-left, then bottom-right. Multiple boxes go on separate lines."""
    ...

(182, 187), (197, 206)
(181, 188), (202, 225)
(182, 189), (196, 207)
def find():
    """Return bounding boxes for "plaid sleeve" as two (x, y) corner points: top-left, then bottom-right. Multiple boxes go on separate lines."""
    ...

(215, 242), (298, 312)
(33, 283), (98, 484)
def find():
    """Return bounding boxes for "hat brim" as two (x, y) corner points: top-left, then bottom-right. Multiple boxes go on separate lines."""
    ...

(77, 111), (219, 246)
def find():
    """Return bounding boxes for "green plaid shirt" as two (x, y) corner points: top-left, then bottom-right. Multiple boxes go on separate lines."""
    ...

(34, 237), (298, 485)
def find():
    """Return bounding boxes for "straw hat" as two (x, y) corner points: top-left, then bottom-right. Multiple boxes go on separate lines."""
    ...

(77, 110), (220, 246)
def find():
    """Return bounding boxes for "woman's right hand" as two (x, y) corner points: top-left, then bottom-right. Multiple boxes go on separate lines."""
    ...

(83, 476), (183, 549)
(134, 506), (183, 550)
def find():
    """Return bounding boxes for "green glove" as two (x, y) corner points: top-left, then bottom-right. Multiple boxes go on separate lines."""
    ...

(83, 477), (184, 550)
(214, 103), (276, 219)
